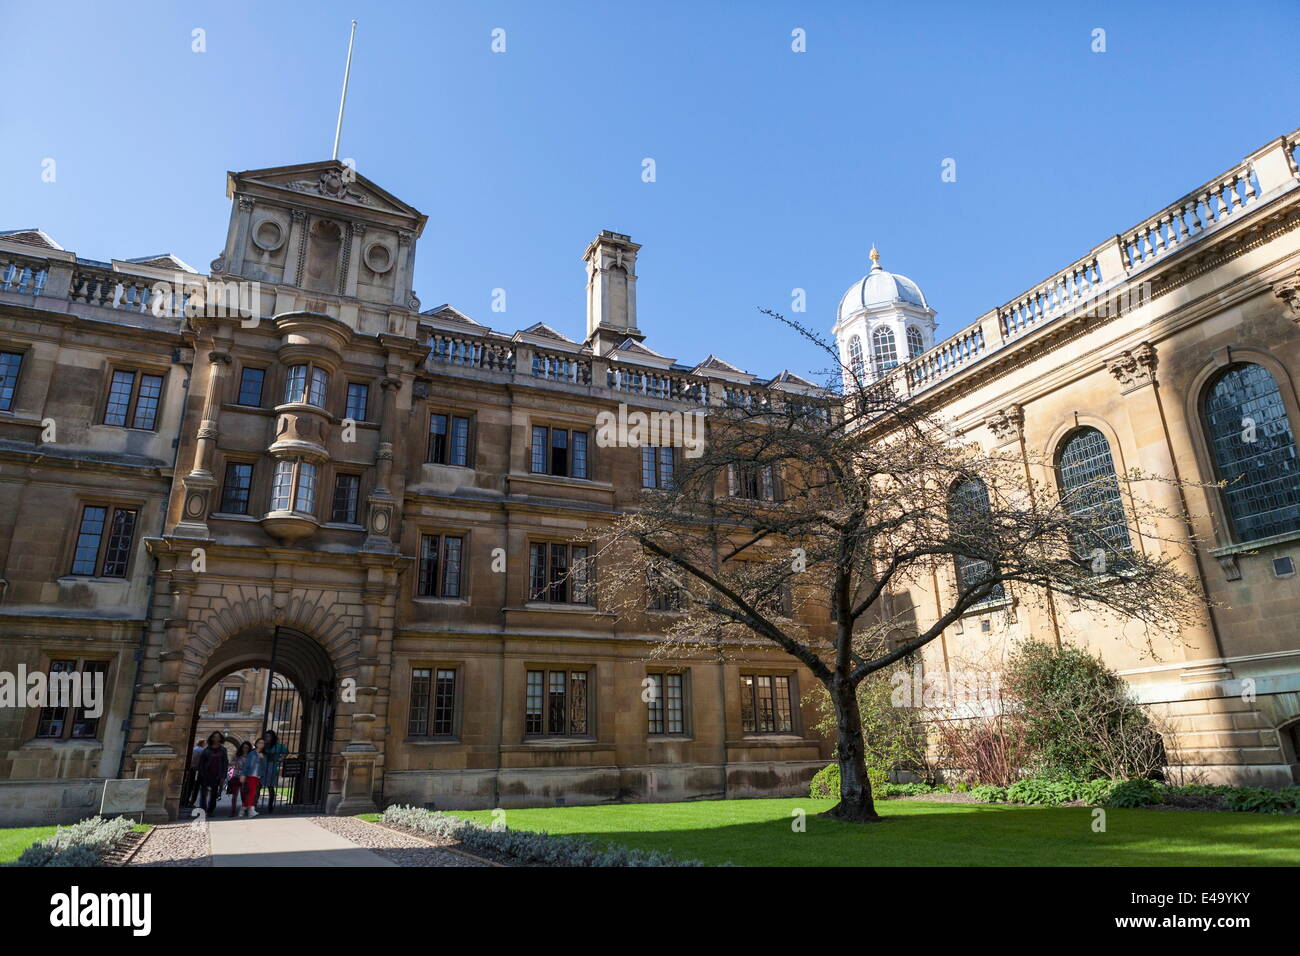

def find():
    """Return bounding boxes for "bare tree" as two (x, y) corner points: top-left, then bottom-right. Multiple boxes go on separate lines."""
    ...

(593, 313), (1208, 823)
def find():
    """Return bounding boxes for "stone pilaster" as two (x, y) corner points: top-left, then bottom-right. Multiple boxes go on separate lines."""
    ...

(176, 349), (231, 538)
(1104, 342), (1226, 678)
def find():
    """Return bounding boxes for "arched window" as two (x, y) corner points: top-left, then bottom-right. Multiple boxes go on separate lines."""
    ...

(948, 477), (1004, 604)
(847, 335), (864, 380)
(906, 326), (925, 359)
(1202, 363), (1300, 543)
(872, 326), (898, 373)
(1056, 427), (1132, 567)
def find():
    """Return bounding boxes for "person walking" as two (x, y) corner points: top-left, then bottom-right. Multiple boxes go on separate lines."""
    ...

(238, 737), (268, 818)
(194, 731), (228, 817)
(229, 741), (252, 817)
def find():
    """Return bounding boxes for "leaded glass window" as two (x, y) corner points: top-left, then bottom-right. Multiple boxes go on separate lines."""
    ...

(1056, 427), (1132, 567)
(847, 335), (864, 380)
(949, 477), (1005, 604)
(906, 326), (925, 359)
(1203, 363), (1300, 543)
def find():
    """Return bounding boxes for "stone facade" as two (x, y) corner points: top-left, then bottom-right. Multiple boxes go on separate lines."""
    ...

(0, 164), (826, 824)
(834, 130), (1300, 786)
(4, 129), (1299, 825)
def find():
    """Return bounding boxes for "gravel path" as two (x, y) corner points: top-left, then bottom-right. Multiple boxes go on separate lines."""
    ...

(129, 822), (212, 867)
(309, 816), (493, 867)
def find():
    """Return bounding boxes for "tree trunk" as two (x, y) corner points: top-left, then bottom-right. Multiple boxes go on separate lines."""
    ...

(822, 676), (881, 823)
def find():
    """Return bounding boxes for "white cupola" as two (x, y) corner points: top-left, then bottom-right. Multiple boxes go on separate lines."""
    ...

(832, 247), (937, 385)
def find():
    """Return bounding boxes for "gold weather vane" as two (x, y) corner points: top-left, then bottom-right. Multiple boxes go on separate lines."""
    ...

(332, 20), (358, 161)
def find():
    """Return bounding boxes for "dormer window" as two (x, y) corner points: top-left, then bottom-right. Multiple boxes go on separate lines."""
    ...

(283, 364), (329, 408)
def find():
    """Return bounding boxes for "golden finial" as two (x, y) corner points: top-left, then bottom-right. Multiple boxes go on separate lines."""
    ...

(869, 245), (880, 265)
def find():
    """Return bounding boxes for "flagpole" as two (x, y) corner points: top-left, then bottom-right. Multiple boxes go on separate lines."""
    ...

(332, 20), (358, 160)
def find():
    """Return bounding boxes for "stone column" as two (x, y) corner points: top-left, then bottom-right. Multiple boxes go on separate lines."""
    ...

(283, 209), (308, 286)
(176, 349), (231, 538)
(362, 377), (401, 552)
(230, 197), (255, 277)
(391, 232), (414, 307)
(1106, 343), (1225, 679)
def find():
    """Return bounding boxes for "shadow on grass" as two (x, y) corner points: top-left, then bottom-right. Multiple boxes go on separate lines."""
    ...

(451, 799), (1300, 867)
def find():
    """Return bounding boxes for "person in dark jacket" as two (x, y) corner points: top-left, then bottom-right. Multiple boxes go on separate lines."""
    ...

(195, 731), (228, 816)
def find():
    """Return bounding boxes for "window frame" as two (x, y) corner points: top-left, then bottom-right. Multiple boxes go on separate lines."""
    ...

(529, 423), (590, 479)
(527, 541), (592, 605)
(524, 667), (593, 738)
(646, 670), (689, 737)
(1199, 361), (1300, 546)
(329, 472), (362, 525)
(344, 381), (370, 422)
(218, 460), (256, 515)
(739, 672), (798, 735)
(281, 362), (330, 409)
(0, 349), (25, 412)
(416, 533), (466, 599)
(235, 365), (266, 407)
(640, 445), (677, 490)
(220, 686), (241, 713)
(101, 366), (166, 431)
(427, 409), (475, 467)
(33, 658), (112, 741)
(407, 664), (461, 739)
(1054, 426), (1134, 569)
(268, 458), (320, 516)
(68, 503), (139, 578)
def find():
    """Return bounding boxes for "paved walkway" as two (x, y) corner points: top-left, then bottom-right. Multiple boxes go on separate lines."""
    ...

(207, 814), (397, 867)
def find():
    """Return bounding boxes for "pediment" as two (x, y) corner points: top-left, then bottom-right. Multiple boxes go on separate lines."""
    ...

(229, 161), (427, 231)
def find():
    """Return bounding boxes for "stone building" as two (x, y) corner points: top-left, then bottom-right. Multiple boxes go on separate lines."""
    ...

(0, 162), (827, 824)
(832, 130), (1300, 786)
(3, 127), (1298, 824)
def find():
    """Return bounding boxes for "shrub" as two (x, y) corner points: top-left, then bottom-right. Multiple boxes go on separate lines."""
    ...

(1078, 778), (1120, 806)
(381, 805), (712, 866)
(1221, 786), (1300, 814)
(809, 763), (839, 799)
(809, 762), (889, 800)
(878, 782), (934, 798)
(806, 665), (936, 785)
(1006, 778), (1078, 806)
(1004, 641), (1166, 781)
(10, 815), (136, 867)
(933, 711), (1024, 787)
(970, 785), (1007, 803)
(1104, 778), (1164, 809)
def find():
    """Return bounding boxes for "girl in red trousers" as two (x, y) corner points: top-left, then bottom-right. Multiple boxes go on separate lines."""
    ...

(239, 737), (268, 817)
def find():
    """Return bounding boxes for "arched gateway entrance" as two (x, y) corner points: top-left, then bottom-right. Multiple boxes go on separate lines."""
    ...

(182, 627), (338, 814)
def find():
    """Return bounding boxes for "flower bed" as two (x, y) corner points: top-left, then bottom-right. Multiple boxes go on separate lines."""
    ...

(8, 816), (138, 867)
(381, 805), (713, 866)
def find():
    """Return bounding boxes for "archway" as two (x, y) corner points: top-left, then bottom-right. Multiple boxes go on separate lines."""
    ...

(181, 626), (338, 815)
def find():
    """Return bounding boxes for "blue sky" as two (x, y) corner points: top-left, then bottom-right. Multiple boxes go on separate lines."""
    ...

(1, 1), (1296, 380)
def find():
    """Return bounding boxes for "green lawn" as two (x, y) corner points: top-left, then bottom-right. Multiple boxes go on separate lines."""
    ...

(0, 822), (151, 865)
(375, 797), (1300, 866)
(0, 826), (57, 864)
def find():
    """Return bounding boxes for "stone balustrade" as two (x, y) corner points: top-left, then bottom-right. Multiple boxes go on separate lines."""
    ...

(427, 331), (515, 372)
(0, 252), (48, 295)
(530, 347), (591, 384)
(898, 129), (1300, 396)
(67, 263), (188, 315)
(607, 364), (709, 404)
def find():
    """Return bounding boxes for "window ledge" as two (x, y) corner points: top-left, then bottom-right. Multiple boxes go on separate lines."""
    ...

(321, 522), (365, 532)
(1211, 529), (1300, 580)
(56, 575), (127, 585)
(413, 596), (469, 606)
(210, 512), (259, 522)
(958, 595), (1015, 619)
(506, 738), (603, 751)
(648, 735), (693, 743)
(403, 736), (461, 746)
(1212, 528), (1300, 559)
(21, 738), (103, 751)
(517, 603), (611, 616)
